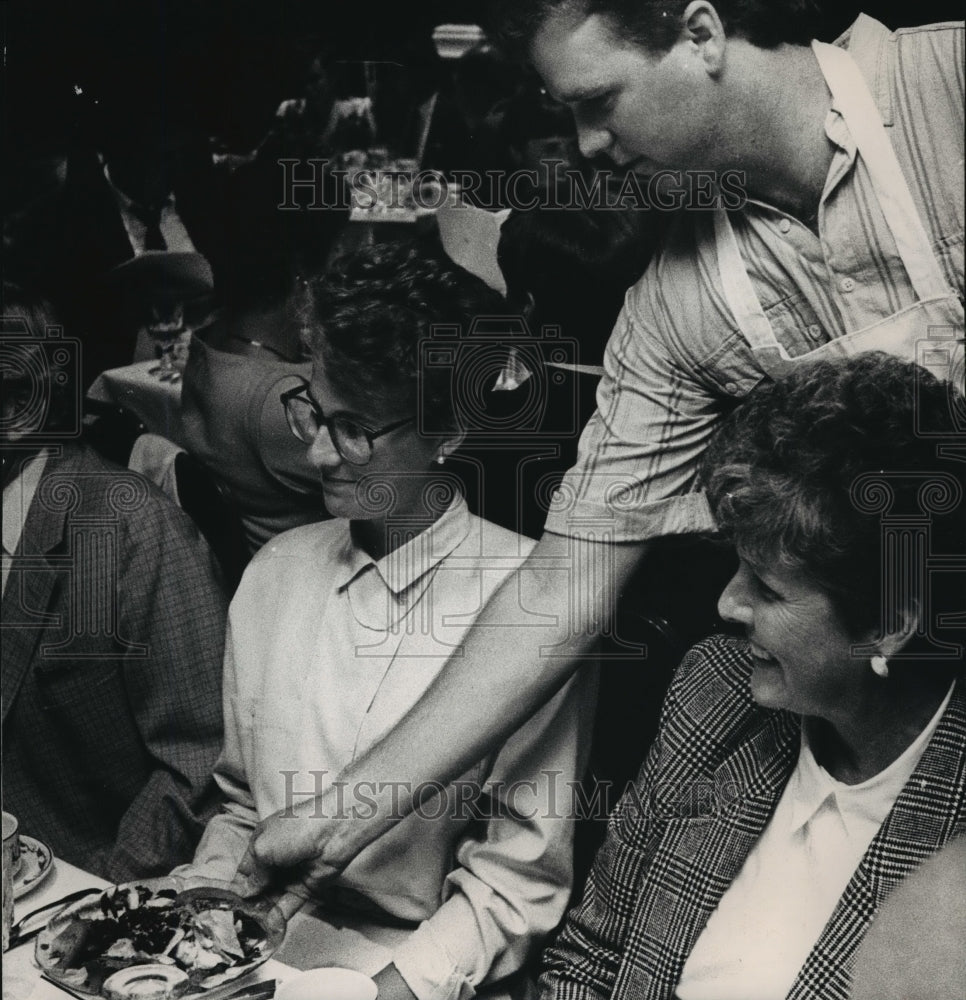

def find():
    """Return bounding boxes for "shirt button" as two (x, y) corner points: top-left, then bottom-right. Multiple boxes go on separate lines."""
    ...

(725, 381), (739, 394)
(808, 324), (821, 338)
(840, 277), (856, 293)
(779, 219), (792, 234)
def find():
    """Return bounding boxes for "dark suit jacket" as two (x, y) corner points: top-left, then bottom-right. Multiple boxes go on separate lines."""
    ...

(1, 443), (228, 880)
(541, 635), (966, 1000)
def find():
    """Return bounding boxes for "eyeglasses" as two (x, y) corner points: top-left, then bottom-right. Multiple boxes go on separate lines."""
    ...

(280, 380), (415, 466)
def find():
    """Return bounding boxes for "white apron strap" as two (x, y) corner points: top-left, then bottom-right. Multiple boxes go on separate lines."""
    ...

(811, 40), (953, 304)
(713, 208), (791, 376)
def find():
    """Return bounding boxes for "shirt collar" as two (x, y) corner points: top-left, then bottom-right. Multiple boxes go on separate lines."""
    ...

(333, 496), (471, 596)
(2, 450), (49, 590)
(787, 682), (956, 839)
(818, 14), (896, 199)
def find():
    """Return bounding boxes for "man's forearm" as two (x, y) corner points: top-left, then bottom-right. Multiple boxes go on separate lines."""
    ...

(318, 531), (649, 869)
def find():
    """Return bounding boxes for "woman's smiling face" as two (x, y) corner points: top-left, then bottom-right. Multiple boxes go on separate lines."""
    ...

(305, 364), (442, 523)
(717, 554), (870, 720)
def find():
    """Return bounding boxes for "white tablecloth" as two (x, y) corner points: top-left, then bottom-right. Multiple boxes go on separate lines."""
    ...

(87, 361), (186, 448)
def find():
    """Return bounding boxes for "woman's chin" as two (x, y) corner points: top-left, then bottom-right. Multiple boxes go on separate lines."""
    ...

(749, 661), (787, 710)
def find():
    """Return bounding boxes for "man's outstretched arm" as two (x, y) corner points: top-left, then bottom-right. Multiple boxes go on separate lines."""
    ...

(235, 530), (649, 902)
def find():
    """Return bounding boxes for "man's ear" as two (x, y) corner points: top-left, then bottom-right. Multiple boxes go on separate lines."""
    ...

(681, 1), (727, 76)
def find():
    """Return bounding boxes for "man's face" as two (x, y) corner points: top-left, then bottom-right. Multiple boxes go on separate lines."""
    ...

(530, 9), (716, 171)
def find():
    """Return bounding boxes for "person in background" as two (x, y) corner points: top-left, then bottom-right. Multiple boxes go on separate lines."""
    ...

(55, 82), (224, 387)
(231, 2), (964, 896)
(541, 352), (965, 1000)
(424, 40), (526, 185)
(1, 287), (227, 880)
(183, 242), (593, 1000)
(180, 155), (347, 556)
(501, 81), (581, 176)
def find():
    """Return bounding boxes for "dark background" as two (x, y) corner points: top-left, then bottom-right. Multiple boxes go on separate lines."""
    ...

(4, 0), (963, 156)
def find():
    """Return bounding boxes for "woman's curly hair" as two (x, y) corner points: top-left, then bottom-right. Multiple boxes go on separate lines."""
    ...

(702, 352), (965, 640)
(302, 239), (507, 432)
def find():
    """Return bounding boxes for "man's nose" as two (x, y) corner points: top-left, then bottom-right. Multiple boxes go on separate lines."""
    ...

(718, 567), (753, 627)
(574, 116), (612, 161)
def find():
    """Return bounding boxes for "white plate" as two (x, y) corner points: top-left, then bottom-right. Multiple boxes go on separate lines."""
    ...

(14, 834), (54, 898)
(277, 968), (378, 1000)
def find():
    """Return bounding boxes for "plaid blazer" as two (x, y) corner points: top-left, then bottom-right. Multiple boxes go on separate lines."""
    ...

(1, 443), (228, 881)
(541, 635), (966, 1000)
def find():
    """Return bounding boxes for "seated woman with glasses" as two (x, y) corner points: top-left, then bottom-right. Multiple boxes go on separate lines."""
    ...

(179, 240), (594, 1000)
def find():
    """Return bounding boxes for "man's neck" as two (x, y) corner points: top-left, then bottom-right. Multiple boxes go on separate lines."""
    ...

(716, 42), (834, 224)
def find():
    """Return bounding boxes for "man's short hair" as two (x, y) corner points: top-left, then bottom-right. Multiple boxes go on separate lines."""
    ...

(489, 0), (824, 57)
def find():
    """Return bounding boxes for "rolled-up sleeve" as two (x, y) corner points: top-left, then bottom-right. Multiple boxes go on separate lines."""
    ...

(543, 274), (722, 543)
(392, 668), (596, 1000)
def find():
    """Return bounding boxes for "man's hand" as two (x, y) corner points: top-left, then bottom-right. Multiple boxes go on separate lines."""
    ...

(229, 792), (349, 918)
(373, 965), (419, 1000)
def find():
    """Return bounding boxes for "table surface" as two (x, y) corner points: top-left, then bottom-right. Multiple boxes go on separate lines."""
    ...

(2, 857), (296, 1000)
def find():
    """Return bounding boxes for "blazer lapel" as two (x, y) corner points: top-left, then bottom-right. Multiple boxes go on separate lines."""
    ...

(1, 449), (72, 724)
(617, 709), (800, 1000)
(789, 683), (966, 1000)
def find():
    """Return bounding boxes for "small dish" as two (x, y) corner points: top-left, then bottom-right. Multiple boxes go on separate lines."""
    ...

(276, 968), (377, 1000)
(14, 834), (54, 899)
(103, 965), (189, 999)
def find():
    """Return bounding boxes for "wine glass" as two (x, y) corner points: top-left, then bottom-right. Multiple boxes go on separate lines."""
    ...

(146, 297), (185, 379)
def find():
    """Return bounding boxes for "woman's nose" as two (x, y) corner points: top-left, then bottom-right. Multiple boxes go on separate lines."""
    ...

(718, 567), (753, 627)
(306, 424), (342, 471)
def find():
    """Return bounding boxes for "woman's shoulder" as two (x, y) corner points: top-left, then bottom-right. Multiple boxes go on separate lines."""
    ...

(462, 511), (538, 560)
(241, 520), (349, 585)
(664, 634), (759, 728)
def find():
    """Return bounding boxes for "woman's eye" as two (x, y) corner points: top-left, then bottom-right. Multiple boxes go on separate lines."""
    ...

(754, 576), (782, 602)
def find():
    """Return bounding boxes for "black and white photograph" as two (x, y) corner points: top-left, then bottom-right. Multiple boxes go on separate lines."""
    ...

(2, 1), (964, 998)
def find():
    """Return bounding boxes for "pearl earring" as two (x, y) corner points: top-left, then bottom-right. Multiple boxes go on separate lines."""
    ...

(436, 455), (445, 465)
(871, 654), (889, 678)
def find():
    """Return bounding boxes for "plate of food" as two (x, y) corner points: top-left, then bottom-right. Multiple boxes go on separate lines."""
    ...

(34, 877), (285, 999)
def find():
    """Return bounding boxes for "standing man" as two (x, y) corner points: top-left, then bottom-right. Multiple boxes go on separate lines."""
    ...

(235, 2), (964, 895)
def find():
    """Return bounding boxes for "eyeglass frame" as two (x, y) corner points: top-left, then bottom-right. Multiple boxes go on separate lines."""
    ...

(280, 378), (416, 466)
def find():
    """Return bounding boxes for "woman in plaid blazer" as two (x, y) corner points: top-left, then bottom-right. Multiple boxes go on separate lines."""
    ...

(541, 354), (965, 1000)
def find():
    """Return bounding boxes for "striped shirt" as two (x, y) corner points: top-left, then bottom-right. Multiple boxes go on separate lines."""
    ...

(543, 15), (964, 542)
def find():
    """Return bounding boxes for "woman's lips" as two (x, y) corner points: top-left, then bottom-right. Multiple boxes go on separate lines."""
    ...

(749, 641), (778, 665)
